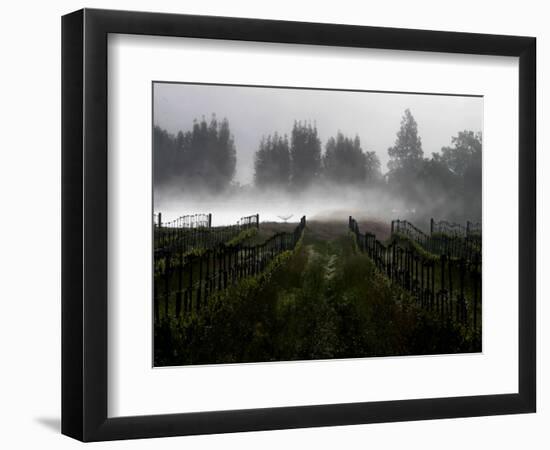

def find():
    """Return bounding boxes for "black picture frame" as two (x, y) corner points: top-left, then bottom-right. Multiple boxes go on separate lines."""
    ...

(62, 8), (536, 442)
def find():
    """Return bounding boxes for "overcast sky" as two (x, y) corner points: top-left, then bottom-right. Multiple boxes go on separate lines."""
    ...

(153, 82), (483, 185)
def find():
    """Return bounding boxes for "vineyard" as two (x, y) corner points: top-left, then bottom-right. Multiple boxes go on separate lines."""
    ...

(154, 213), (259, 251)
(154, 214), (305, 319)
(154, 212), (482, 366)
(352, 216), (481, 334)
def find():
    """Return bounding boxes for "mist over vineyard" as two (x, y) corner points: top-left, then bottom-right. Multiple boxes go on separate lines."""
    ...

(153, 99), (482, 228)
(152, 83), (483, 366)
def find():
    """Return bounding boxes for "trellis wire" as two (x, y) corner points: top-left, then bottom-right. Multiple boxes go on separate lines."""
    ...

(155, 216), (306, 321)
(155, 213), (260, 253)
(351, 216), (481, 333)
(160, 213), (211, 229)
(392, 219), (481, 262)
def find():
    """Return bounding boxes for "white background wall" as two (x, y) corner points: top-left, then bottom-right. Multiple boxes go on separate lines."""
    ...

(0, 0), (546, 448)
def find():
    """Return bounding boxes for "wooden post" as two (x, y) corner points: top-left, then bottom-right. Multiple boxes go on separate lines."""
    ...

(218, 250), (222, 290)
(431, 262), (435, 310)
(440, 254), (446, 318)
(459, 259), (465, 323)
(473, 255), (479, 331)
(164, 254), (170, 319)
(420, 261), (425, 307)
(188, 255), (193, 313)
(158, 212), (162, 228)
(430, 218), (434, 234)
(176, 250), (183, 318)
(154, 272), (159, 323)
(205, 250), (210, 290)
(208, 213), (212, 229)
(448, 256), (453, 320)
(197, 254), (203, 309)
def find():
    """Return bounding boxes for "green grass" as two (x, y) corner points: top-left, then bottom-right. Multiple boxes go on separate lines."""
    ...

(354, 231), (481, 343)
(225, 227), (258, 246)
(391, 232), (481, 261)
(155, 227), (480, 367)
(384, 233), (481, 326)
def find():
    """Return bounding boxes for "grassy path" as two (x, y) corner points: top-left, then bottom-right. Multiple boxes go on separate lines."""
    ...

(263, 225), (413, 361)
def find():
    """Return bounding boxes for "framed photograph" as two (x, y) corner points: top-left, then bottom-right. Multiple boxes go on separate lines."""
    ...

(62, 8), (536, 441)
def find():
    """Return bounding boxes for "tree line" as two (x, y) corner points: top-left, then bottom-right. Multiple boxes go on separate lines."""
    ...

(154, 116), (382, 191)
(154, 115), (236, 192)
(153, 109), (482, 219)
(386, 109), (481, 220)
(253, 122), (382, 189)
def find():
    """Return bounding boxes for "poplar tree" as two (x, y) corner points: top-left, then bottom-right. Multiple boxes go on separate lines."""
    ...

(254, 133), (291, 188)
(290, 121), (321, 189)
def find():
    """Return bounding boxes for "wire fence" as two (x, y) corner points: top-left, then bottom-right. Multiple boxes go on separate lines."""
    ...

(238, 214), (259, 228)
(391, 219), (481, 262)
(466, 221), (482, 236)
(156, 213), (211, 229)
(431, 218), (482, 237)
(155, 216), (306, 321)
(430, 218), (466, 236)
(351, 216), (481, 333)
(154, 213), (260, 253)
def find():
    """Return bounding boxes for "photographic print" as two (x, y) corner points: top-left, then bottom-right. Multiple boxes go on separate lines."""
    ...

(153, 82), (482, 367)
